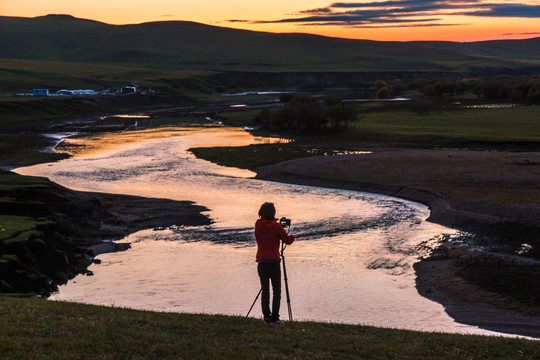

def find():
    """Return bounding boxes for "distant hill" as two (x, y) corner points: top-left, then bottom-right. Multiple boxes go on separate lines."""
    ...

(1, 14), (540, 74)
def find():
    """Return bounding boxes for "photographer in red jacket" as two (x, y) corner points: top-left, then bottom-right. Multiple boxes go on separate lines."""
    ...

(255, 202), (295, 325)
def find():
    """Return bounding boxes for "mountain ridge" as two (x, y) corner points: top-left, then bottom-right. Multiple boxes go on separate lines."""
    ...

(1, 15), (540, 74)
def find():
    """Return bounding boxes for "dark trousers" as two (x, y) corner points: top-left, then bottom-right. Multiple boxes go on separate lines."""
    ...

(257, 262), (281, 321)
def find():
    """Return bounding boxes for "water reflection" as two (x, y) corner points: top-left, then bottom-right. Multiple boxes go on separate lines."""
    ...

(57, 126), (286, 158)
(16, 126), (501, 336)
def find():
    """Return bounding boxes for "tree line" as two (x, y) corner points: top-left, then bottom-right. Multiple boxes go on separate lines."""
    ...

(252, 75), (540, 129)
(375, 75), (540, 104)
(254, 94), (357, 131)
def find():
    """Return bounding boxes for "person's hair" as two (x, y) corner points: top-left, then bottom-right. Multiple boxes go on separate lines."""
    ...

(258, 202), (276, 220)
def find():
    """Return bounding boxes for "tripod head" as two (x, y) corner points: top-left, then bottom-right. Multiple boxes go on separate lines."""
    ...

(279, 217), (291, 228)
(279, 217), (291, 253)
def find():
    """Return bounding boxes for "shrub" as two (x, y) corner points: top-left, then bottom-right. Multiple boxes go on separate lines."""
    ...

(254, 94), (357, 131)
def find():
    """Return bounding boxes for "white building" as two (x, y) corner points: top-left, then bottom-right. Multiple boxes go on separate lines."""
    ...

(56, 89), (98, 96)
(121, 85), (138, 94)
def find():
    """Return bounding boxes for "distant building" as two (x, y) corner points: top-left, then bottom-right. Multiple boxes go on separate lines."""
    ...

(121, 85), (138, 94)
(33, 89), (49, 96)
(56, 90), (72, 96)
(56, 89), (98, 96)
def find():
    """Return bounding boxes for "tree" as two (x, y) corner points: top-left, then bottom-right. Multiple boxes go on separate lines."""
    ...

(411, 99), (434, 116)
(389, 79), (407, 97)
(374, 80), (387, 90)
(376, 86), (390, 99)
(327, 105), (357, 130)
(526, 85), (540, 104)
(253, 93), (358, 131)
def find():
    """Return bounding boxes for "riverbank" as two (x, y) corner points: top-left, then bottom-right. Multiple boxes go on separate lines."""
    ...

(254, 147), (540, 338)
(255, 148), (539, 231)
(2, 102), (539, 337)
(0, 170), (211, 295)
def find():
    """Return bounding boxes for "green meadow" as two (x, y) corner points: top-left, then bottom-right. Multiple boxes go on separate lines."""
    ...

(212, 104), (540, 154)
(335, 105), (540, 146)
(0, 170), (95, 294)
(0, 57), (215, 97)
(1, 296), (539, 360)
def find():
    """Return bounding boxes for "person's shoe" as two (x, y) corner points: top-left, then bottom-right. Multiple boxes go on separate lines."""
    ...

(263, 317), (271, 324)
(270, 319), (283, 325)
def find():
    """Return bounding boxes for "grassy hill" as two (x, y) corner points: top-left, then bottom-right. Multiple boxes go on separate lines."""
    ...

(413, 38), (540, 60)
(0, 57), (214, 94)
(2, 14), (540, 73)
(1, 296), (539, 359)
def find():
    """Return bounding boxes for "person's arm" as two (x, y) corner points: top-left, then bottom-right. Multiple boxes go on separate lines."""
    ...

(275, 222), (294, 245)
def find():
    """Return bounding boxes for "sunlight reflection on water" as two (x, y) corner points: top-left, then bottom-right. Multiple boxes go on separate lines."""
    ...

(16, 126), (501, 336)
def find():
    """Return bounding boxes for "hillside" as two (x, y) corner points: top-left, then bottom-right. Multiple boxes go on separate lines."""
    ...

(2, 14), (540, 73)
(2, 297), (539, 359)
(413, 38), (540, 60)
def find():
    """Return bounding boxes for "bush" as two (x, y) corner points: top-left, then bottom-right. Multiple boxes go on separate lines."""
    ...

(375, 86), (390, 99)
(417, 75), (540, 103)
(254, 94), (357, 131)
(526, 85), (540, 104)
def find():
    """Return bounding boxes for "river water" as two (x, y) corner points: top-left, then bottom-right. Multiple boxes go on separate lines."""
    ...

(16, 125), (502, 336)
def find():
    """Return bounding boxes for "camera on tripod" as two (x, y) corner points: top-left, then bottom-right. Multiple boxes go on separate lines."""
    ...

(279, 217), (291, 228)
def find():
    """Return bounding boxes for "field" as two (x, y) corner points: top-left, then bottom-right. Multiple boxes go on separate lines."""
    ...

(0, 58), (215, 96)
(207, 104), (540, 154)
(1, 296), (539, 360)
(348, 105), (540, 146)
(242, 97), (539, 146)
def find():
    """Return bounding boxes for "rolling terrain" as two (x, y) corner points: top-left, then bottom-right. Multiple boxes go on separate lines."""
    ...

(1, 14), (540, 345)
(1, 14), (540, 75)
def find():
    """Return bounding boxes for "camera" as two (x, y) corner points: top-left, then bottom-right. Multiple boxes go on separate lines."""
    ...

(279, 217), (291, 227)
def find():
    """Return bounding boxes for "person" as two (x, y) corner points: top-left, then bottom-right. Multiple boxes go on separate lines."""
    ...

(255, 202), (294, 325)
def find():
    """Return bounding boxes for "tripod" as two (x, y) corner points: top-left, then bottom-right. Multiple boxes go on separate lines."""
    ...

(245, 288), (262, 319)
(281, 242), (293, 322)
(246, 226), (293, 322)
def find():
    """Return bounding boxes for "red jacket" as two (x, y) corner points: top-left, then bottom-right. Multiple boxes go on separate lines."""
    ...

(255, 218), (294, 262)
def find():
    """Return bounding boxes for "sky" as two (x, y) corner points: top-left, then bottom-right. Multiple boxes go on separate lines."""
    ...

(2, 0), (540, 42)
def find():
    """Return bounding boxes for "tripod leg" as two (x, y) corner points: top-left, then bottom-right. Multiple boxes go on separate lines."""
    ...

(282, 255), (293, 322)
(245, 288), (262, 318)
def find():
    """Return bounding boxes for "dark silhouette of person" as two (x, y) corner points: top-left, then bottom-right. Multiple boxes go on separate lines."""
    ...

(255, 202), (294, 324)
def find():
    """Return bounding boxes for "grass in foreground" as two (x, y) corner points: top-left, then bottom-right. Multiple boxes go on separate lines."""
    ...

(1, 297), (539, 359)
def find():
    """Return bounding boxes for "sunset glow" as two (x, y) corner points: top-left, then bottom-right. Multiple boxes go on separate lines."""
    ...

(2, 0), (540, 42)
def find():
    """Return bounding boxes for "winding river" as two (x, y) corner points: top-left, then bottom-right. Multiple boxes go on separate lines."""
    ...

(16, 125), (502, 336)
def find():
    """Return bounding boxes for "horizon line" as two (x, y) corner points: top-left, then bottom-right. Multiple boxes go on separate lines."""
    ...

(5, 13), (540, 43)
